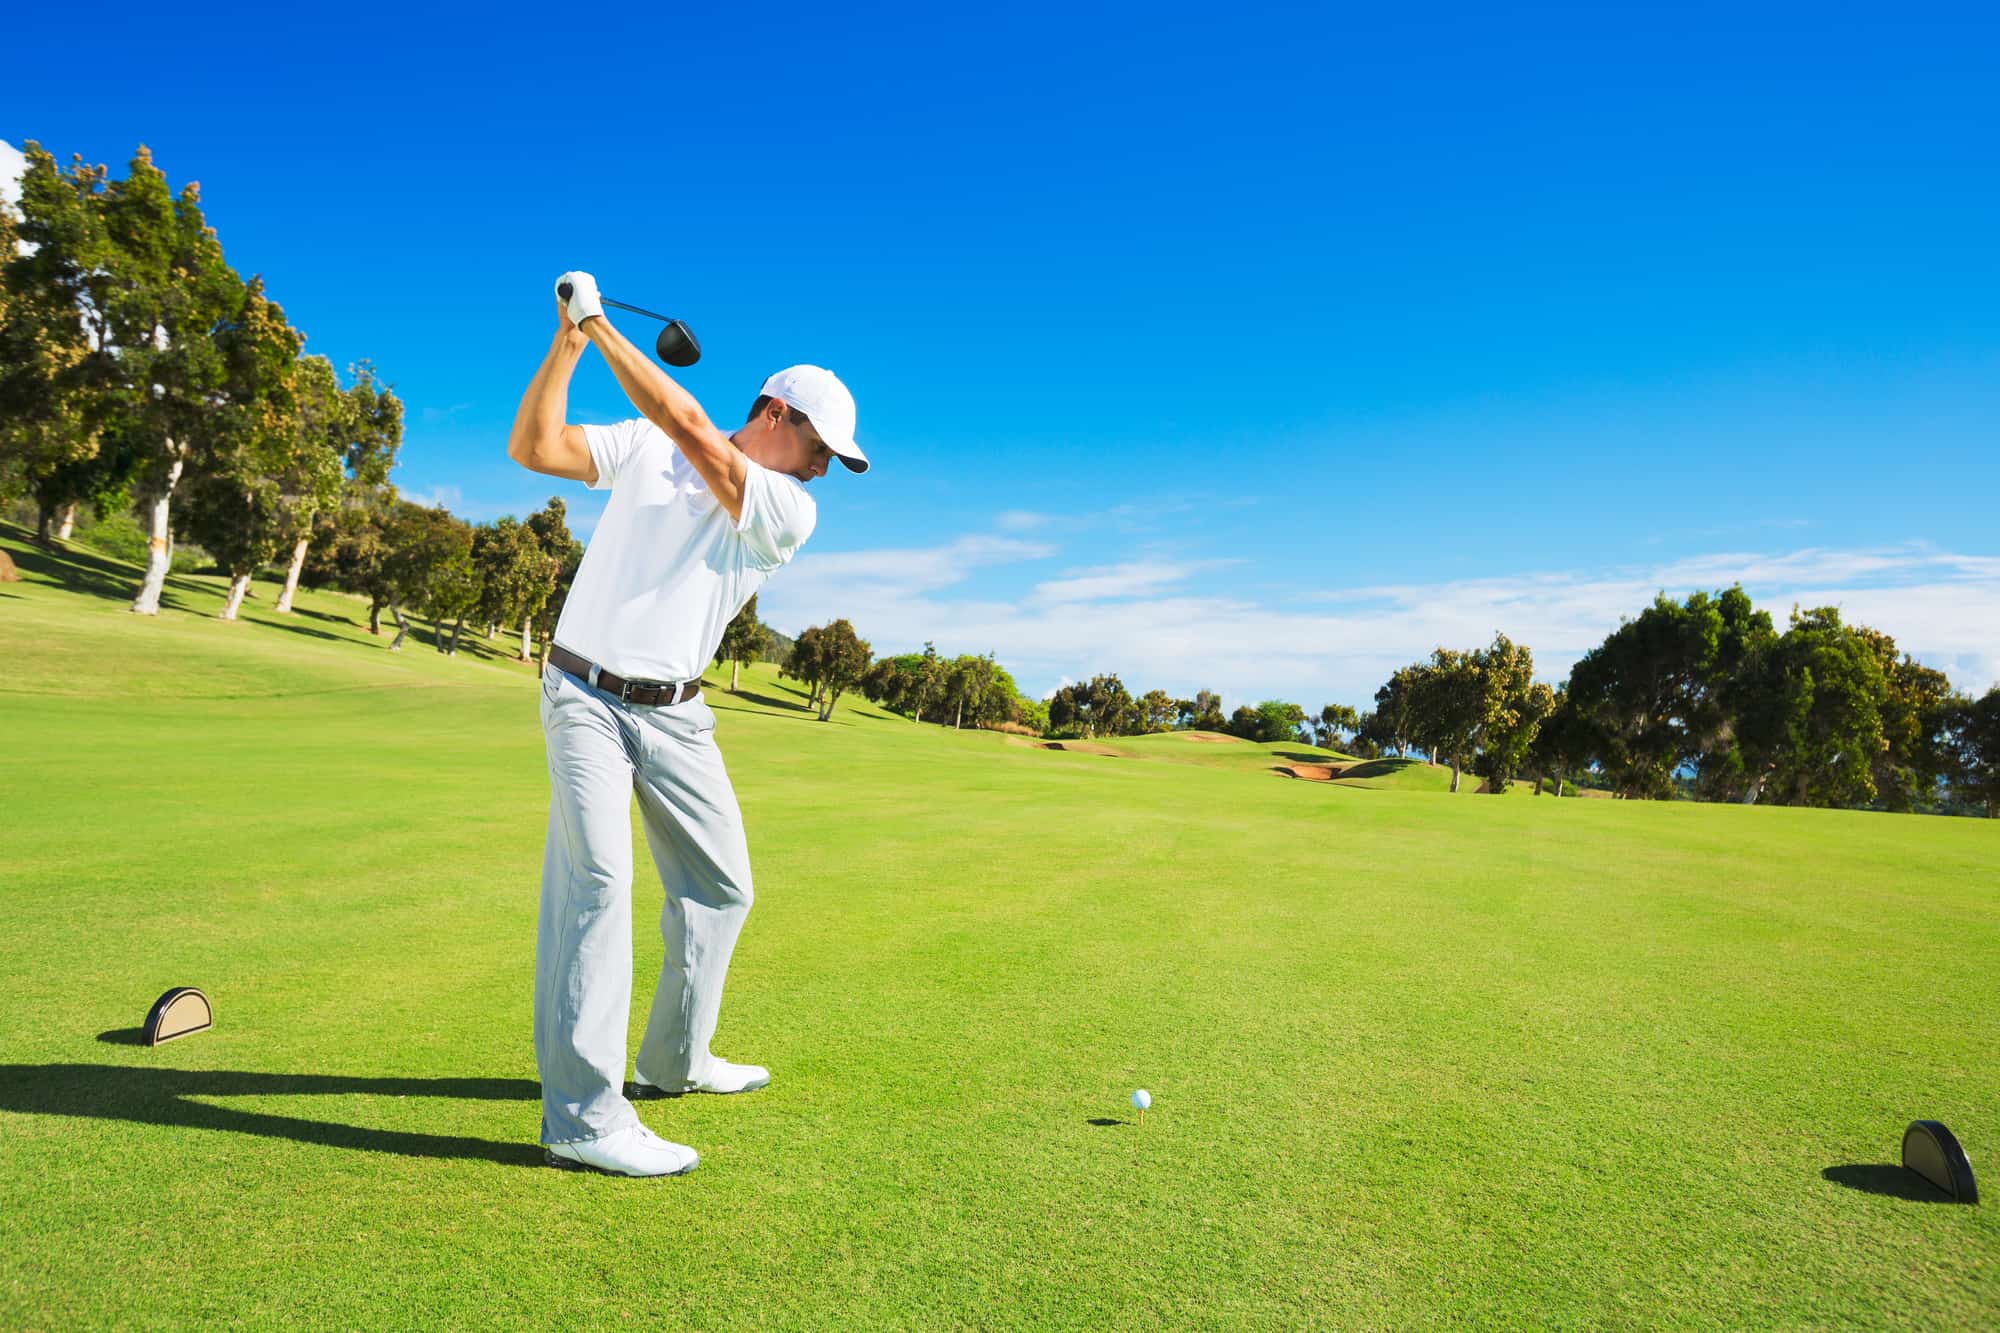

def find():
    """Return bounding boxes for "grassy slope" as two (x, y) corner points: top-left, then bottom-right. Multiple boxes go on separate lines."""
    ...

(2, 524), (1997, 1329)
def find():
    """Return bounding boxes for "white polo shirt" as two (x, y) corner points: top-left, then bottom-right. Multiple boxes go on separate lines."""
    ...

(552, 417), (815, 683)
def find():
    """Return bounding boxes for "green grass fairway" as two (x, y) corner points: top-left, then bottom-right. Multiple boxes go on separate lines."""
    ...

(3, 525), (1998, 1328)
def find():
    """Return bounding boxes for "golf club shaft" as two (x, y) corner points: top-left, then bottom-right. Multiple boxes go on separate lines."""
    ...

(601, 296), (675, 324)
(556, 282), (674, 326)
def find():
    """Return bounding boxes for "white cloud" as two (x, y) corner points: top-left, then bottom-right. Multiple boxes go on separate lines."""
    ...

(774, 534), (1055, 613)
(757, 539), (2000, 710)
(399, 484), (464, 511)
(0, 139), (24, 211)
(1029, 559), (1239, 605)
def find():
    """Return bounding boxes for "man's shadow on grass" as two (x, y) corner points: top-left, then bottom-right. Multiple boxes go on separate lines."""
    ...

(1, 1060), (545, 1168)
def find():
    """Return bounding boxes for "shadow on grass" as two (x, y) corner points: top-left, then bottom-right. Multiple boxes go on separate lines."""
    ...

(1821, 1164), (1959, 1202)
(1332, 758), (1429, 781)
(0, 1063), (544, 1167)
(0, 527), (212, 609)
(709, 696), (850, 726)
(1086, 1117), (1128, 1127)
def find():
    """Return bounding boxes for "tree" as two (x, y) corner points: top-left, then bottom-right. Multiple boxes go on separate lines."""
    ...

(1371, 667), (1421, 757)
(1345, 713), (1383, 759)
(861, 653), (914, 712)
(419, 514), (480, 655)
(1951, 687), (2000, 817)
(1314, 703), (1359, 751)
(523, 497), (581, 667)
(1178, 689), (1226, 732)
(781, 624), (828, 708)
(274, 357), (400, 614)
(1252, 700), (1309, 744)
(1048, 674), (1134, 738)
(471, 517), (554, 656)
(177, 276), (307, 620)
(1730, 606), (1888, 807)
(96, 146), (245, 616)
(1408, 651), (1487, 792)
(909, 642), (944, 723)
(716, 593), (769, 693)
(1857, 627), (1958, 812)
(0, 143), (114, 542)
(379, 503), (469, 650)
(1528, 686), (1595, 796)
(1470, 634), (1552, 793)
(811, 619), (871, 721)
(1567, 588), (1774, 799)
(1138, 689), (1177, 733)
(943, 653), (1000, 729)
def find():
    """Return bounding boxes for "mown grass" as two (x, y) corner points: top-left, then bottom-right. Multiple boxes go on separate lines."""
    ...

(1, 523), (1996, 1328)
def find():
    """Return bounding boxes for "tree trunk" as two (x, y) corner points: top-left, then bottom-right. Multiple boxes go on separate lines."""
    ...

(954, 698), (963, 729)
(130, 450), (185, 615)
(387, 599), (411, 650)
(35, 503), (53, 545)
(274, 537), (310, 612)
(220, 573), (253, 621)
(448, 617), (465, 655)
(1449, 760), (1461, 793)
(819, 688), (838, 721)
(536, 632), (550, 675)
(56, 501), (78, 541)
(730, 659), (741, 693)
(520, 617), (533, 661)
(369, 599), (384, 635)
(1740, 773), (1767, 805)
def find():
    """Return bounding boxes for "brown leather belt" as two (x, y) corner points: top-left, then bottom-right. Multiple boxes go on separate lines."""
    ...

(548, 644), (702, 707)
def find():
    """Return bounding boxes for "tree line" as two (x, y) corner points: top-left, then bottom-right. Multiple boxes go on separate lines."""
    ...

(1355, 588), (1999, 815)
(712, 585), (1999, 818)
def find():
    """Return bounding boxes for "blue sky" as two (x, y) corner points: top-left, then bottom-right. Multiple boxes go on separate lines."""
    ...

(7, 2), (1998, 706)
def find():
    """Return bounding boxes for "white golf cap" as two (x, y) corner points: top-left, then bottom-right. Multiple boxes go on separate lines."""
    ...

(761, 365), (867, 474)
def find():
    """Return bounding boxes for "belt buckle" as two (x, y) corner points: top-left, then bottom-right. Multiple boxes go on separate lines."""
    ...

(618, 678), (638, 703)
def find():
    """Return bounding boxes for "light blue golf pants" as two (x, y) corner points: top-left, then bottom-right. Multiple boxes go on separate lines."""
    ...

(535, 663), (755, 1145)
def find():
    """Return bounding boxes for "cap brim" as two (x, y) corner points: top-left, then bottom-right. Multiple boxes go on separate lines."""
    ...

(831, 442), (869, 474)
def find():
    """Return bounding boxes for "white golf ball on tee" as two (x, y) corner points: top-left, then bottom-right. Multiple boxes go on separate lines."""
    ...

(1131, 1089), (1151, 1111)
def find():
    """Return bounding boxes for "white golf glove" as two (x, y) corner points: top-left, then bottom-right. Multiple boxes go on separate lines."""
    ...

(556, 271), (604, 325)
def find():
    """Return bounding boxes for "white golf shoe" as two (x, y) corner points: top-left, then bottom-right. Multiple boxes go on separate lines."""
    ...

(544, 1124), (698, 1178)
(632, 1058), (771, 1098)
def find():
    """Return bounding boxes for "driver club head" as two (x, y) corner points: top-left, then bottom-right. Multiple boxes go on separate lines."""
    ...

(655, 319), (701, 367)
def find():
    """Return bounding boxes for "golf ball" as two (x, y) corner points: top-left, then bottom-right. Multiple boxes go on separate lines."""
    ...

(1131, 1089), (1151, 1111)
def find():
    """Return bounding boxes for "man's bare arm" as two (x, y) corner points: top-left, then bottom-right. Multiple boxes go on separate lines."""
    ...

(506, 322), (597, 483)
(581, 316), (749, 520)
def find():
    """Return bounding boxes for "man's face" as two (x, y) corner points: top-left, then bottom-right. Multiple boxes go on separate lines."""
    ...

(781, 413), (834, 483)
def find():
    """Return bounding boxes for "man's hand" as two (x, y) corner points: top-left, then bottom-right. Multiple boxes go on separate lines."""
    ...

(556, 271), (605, 326)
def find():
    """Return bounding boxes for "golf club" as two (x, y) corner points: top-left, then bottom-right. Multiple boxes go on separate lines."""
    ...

(557, 281), (702, 367)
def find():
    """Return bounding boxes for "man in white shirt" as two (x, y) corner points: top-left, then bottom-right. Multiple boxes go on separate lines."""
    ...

(505, 271), (868, 1177)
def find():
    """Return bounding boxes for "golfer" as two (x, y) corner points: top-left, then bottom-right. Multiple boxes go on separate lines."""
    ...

(505, 271), (867, 1177)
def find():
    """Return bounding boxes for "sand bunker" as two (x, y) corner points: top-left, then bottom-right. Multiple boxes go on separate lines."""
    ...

(1277, 764), (1342, 781)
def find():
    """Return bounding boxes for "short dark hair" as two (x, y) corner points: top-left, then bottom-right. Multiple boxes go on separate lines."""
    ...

(746, 395), (813, 429)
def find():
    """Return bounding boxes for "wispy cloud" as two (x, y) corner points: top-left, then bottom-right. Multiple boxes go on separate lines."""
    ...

(1029, 559), (1240, 605)
(418, 401), (475, 426)
(400, 484), (464, 511)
